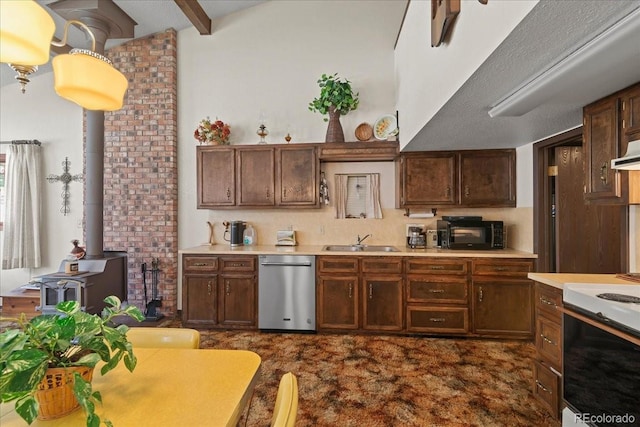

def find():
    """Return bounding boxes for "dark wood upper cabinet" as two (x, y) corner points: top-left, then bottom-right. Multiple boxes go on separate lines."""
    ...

(397, 149), (515, 208)
(276, 145), (319, 207)
(197, 144), (320, 209)
(197, 147), (235, 208)
(237, 147), (275, 206)
(459, 150), (516, 207)
(583, 82), (640, 204)
(399, 152), (457, 206)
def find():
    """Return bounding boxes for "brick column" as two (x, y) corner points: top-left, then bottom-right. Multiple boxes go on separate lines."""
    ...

(101, 29), (178, 316)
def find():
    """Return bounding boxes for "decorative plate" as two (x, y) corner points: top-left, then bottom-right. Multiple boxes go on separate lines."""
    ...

(373, 114), (398, 140)
(355, 123), (373, 141)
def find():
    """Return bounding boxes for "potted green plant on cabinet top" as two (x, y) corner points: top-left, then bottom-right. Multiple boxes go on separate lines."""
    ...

(0, 296), (144, 426)
(309, 73), (359, 143)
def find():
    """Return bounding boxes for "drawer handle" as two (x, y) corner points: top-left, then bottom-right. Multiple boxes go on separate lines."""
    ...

(348, 283), (353, 299)
(478, 286), (483, 302)
(494, 266), (508, 271)
(193, 262), (208, 267)
(540, 334), (556, 346)
(535, 380), (552, 394)
(539, 297), (556, 307)
(429, 265), (445, 270)
(230, 263), (245, 267)
(429, 318), (446, 323)
(369, 284), (373, 299)
(226, 187), (231, 200)
(226, 281), (230, 295)
(428, 289), (445, 293)
(207, 281), (212, 296)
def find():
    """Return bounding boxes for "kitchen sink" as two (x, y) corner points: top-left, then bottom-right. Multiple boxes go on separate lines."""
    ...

(322, 245), (399, 252)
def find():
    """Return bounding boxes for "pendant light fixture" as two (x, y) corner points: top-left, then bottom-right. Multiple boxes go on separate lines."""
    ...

(0, 0), (128, 111)
(0, 0), (55, 65)
(51, 20), (128, 111)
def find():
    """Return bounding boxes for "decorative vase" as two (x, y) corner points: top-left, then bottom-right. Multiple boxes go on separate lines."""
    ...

(325, 106), (345, 143)
(36, 366), (94, 420)
(70, 240), (85, 260)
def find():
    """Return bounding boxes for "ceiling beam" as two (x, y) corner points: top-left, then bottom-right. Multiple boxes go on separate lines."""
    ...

(174, 0), (211, 35)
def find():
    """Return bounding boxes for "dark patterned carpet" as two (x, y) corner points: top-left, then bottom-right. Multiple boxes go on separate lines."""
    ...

(185, 325), (559, 427)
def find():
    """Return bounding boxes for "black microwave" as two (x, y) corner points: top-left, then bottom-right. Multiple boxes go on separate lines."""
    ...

(437, 219), (504, 250)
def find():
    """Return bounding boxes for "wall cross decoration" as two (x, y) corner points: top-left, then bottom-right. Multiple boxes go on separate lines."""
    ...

(47, 157), (83, 215)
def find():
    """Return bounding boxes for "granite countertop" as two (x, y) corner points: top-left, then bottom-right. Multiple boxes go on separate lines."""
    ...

(179, 244), (537, 259)
(527, 272), (637, 290)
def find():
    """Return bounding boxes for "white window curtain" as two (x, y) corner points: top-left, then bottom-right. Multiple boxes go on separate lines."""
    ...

(366, 173), (383, 219)
(335, 174), (348, 219)
(2, 144), (42, 269)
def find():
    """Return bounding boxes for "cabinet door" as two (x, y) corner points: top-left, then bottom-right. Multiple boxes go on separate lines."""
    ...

(583, 96), (622, 202)
(197, 147), (235, 208)
(237, 147), (275, 206)
(362, 276), (403, 332)
(317, 275), (359, 330)
(219, 274), (257, 328)
(400, 152), (457, 206)
(472, 279), (533, 338)
(459, 150), (516, 207)
(621, 83), (640, 153)
(182, 274), (217, 327)
(276, 146), (319, 206)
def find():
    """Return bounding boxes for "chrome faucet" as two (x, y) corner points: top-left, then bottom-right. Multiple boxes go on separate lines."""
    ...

(356, 234), (371, 245)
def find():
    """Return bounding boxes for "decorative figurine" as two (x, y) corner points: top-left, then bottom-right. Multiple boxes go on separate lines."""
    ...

(257, 124), (268, 144)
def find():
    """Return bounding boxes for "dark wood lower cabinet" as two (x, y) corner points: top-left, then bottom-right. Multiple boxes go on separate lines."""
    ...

(471, 279), (534, 338)
(182, 255), (257, 330)
(362, 276), (403, 332)
(219, 274), (257, 327)
(317, 275), (359, 330)
(182, 274), (218, 327)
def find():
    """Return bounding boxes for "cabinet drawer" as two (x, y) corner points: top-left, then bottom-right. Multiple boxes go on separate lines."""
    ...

(183, 256), (218, 272)
(406, 276), (468, 304)
(533, 360), (561, 419)
(1, 293), (40, 319)
(361, 257), (402, 274)
(536, 315), (562, 371)
(406, 306), (469, 334)
(471, 259), (533, 277)
(405, 258), (468, 275)
(535, 283), (562, 321)
(220, 257), (256, 272)
(318, 257), (358, 273)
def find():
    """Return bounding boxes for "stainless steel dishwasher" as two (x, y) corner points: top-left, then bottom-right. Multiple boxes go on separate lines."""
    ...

(258, 255), (316, 331)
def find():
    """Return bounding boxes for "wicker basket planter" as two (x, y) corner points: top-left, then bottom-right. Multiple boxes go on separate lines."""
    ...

(35, 366), (95, 420)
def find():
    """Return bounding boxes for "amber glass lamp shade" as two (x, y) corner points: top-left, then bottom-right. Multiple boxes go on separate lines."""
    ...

(52, 50), (128, 111)
(0, 0), (55, 65)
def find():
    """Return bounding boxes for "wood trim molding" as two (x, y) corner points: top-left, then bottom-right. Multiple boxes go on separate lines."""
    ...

(174, 0), (211, 35)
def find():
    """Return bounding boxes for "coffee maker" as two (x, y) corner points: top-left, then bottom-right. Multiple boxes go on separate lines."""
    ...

(406, 223), (427, 249)
(223, 221), (246, 246)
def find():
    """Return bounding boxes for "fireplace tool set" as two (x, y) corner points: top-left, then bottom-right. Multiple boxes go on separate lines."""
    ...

(141, 258), (163, 321)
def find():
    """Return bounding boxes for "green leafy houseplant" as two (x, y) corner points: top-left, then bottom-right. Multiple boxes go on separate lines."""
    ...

(0, 296), (144, 426)
(308, 73), (359, 121)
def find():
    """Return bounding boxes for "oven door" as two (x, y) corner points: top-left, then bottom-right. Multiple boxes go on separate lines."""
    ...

(563, 307), (640, 427)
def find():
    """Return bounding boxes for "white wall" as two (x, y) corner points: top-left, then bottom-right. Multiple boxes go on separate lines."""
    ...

(0, 71), (84, 294)
(394, 0), (538, 149)
(177, 1), (402, 250)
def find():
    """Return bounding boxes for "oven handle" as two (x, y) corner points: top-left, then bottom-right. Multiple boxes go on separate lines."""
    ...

(561, 306), (640, 346)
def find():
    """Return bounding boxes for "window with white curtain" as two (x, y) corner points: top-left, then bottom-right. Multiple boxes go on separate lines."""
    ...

(335, 173), (382, 219)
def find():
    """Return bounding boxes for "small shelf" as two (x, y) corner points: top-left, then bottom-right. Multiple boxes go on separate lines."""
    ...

(318, 141), (399, 162)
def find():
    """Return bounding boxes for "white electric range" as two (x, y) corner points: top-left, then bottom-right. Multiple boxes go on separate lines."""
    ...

(562, 281), (640, 427)
(563, 282), (640, 335)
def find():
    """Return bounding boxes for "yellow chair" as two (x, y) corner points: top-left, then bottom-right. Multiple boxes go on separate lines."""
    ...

(126, 327), (200, 349)
(270, 372), (298, 427)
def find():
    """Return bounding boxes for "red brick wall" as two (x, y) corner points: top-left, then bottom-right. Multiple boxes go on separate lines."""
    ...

(100, 29), (178, 316)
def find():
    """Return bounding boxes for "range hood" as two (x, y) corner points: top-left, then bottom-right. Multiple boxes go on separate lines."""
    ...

(612, 140), (640, 170)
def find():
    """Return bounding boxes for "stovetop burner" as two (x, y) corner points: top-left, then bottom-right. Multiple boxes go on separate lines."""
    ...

(597, 293), (640, 304)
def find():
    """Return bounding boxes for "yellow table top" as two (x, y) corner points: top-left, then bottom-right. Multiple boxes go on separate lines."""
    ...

(0, 348), (262, 426)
